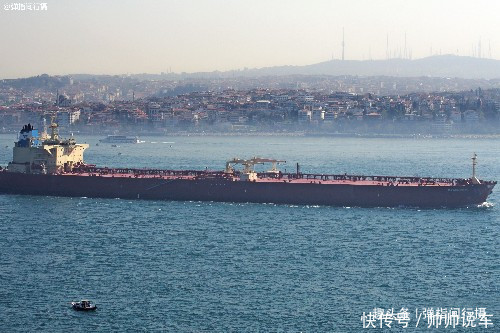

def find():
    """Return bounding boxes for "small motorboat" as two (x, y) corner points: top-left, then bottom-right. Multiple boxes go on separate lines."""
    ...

(71, 300), (97, 311)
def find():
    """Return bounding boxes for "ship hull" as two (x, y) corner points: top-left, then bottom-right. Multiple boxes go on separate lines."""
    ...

(0, 172), (495, 208)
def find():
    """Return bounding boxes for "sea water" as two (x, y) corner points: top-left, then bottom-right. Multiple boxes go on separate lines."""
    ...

(0, 135), (498, 331)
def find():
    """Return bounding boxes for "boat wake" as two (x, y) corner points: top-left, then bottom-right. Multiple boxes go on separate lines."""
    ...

(476, 202), (495, 209)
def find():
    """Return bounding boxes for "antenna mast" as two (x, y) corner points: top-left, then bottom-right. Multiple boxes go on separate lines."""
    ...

(472, 153), (477, 179)
(386, 33), (389, 59)
(404, 32), (407, 59)
(342, 27), (345, 61)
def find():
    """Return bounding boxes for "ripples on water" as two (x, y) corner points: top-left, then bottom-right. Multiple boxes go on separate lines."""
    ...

(0, 135), (498, 331)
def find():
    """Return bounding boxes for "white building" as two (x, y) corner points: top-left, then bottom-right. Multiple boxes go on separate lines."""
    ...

(56, 110), (81, 127)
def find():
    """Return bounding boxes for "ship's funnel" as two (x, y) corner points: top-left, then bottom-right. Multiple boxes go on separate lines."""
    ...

(17, 124), (40, 148)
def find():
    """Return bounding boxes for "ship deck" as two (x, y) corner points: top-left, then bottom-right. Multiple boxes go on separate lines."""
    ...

(64, 166), (472, 187)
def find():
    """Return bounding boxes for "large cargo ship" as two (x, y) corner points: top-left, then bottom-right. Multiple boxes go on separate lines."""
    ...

(0, 123), (496, 207)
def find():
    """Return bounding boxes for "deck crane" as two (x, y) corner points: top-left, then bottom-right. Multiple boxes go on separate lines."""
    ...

(225, 157), (286, 181)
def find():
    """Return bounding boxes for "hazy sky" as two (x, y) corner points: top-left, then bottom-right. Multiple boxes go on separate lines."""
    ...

(1, 0), (500, 78)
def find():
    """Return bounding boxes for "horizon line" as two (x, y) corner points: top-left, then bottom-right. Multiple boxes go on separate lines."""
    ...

(2, 54), (500, 80)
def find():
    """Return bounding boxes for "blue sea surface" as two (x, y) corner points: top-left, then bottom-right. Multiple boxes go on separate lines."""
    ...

(0, 135), (498, 331)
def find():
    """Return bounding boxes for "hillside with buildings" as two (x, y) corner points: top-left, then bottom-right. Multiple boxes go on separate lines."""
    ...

(0, 80), (499, 135)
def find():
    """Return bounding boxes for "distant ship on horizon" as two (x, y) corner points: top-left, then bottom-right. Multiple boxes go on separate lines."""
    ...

(99, 135), (141, 144)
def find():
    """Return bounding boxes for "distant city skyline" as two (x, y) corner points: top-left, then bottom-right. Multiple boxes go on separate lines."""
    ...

(1, 0), (500, 79)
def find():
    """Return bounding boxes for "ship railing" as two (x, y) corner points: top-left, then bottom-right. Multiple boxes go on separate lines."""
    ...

(71, 165), (234, 179)
(69, 165), (492, 186)
(257, 172), (466, 185)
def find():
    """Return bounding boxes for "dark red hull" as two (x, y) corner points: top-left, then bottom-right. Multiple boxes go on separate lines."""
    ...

(0, 171), (495, 208)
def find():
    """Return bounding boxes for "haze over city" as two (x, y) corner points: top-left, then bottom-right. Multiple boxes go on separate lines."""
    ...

(1, 0), (500, 78)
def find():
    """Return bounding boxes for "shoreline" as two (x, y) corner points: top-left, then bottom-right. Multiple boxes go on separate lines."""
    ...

(1, 131), (500, 139)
